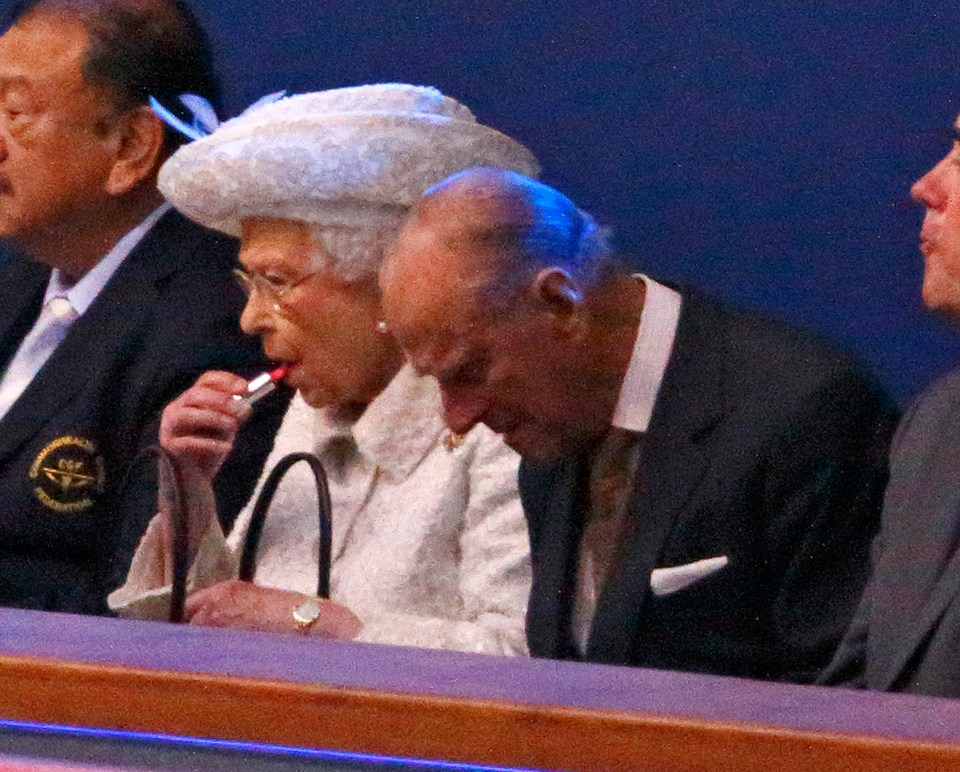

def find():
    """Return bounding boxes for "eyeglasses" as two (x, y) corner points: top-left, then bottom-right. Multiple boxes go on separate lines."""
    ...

(232, 268), (319, 313)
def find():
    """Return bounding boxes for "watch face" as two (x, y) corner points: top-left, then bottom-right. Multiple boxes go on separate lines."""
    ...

(293, 598), (322, 628)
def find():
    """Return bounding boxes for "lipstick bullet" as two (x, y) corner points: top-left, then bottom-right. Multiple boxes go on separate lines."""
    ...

(233, 365), (289, 406)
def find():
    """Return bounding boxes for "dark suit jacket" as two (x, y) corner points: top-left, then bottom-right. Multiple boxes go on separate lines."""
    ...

(0, 211), (285, 614)
(822, 367), (960, 696)
(520, 292), (896, 683)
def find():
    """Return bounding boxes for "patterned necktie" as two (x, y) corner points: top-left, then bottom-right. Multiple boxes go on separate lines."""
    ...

(571, 427), (644, 654)
(584, 427), (643, 590)
(0, 296), (78, 420)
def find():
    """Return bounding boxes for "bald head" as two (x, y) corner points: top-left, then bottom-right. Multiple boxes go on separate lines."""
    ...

(406, 167), (611, 292)
(381, 167), (613, 333)
(379, 168), (642, 460)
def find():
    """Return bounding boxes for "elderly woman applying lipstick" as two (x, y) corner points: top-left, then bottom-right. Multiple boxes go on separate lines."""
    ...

(109, 84), (537, 654)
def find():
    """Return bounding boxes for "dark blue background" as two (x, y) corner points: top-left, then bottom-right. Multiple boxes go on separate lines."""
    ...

(15, 0), (960, 401)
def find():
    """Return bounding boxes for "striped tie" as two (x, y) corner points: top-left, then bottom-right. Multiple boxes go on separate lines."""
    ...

(0, 296), (78, 420)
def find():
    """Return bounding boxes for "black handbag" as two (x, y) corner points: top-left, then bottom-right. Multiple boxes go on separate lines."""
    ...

(115, 447), (332, 623)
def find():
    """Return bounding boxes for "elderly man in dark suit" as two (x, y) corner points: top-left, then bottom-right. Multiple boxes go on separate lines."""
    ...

(380, 167), (896, 682)
(822, 119), (960, 696)
(0, 0), (281, 614)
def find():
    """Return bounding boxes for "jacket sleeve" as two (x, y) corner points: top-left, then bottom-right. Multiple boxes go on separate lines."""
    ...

(761, 365), (897, 683)
(107, 514), (239, 620)
(816, 386), (931, 688)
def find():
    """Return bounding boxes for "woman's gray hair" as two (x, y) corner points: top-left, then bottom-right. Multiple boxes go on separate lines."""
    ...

(307, 216), (408, 285)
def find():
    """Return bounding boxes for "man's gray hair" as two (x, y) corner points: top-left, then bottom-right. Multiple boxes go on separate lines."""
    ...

(521, 204), (613, 283)
(427, 170), (616, 306)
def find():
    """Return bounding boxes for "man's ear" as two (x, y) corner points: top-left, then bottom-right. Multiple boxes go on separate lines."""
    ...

(532, 266), (584, 330)
(104, 106), (165, 195)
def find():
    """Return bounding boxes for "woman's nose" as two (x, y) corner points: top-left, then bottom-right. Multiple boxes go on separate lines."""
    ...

(239, 292), (275, 336)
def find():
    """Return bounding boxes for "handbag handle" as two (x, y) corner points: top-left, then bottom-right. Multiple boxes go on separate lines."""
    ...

(112, 445), (191, 624)
(117, 448), (332, 623)
(237, 452), (333, 600)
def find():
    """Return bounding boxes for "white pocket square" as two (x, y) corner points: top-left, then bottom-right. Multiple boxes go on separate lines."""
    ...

(650, 556), (729, 597)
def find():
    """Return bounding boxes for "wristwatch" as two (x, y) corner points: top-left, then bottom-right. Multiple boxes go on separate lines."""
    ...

(292, 596), (322, 633)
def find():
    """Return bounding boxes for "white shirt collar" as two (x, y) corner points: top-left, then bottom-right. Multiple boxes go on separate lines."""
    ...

(44, 203), (171, 314)
(609, 274), (682, 432)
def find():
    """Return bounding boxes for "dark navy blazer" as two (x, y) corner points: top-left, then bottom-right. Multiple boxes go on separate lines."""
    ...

(0, 211), (285, 614)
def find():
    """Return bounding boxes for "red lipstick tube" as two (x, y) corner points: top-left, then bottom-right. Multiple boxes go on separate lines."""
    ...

(232, 365), (288, 406)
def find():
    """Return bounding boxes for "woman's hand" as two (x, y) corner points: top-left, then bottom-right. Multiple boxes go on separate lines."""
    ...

(156, 371), (251, 575)
(160, 371), (252, 483)
(185, 580), (363, 638)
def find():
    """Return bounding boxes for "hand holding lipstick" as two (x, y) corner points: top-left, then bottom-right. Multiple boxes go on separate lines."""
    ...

(158, 370), (265, 569)
(160, 370), (258, 485)
(231, 365), (289, 406)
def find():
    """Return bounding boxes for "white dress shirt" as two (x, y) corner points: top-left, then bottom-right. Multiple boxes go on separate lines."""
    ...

(609, 274), (683, 432)
(572, 274), (682, 653)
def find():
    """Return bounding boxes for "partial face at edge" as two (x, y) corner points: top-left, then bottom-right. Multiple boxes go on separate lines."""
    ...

(912, 116), (960, 324)
(0, 12), (125, 256)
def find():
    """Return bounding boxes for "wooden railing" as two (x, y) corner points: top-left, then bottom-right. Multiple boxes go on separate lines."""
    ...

(0, 607), (958, 771)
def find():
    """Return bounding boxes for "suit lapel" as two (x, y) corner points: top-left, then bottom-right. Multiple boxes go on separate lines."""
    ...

(522, 454), (588, 658)
(0, 259), (48, 371)
(865, 401), (960, 690)
(587, 293), (725, 663)
(0, 214), (183, 464)
(876, 499), (960, 690)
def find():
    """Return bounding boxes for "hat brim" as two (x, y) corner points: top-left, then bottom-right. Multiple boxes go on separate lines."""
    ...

(158, 113), (541, 236)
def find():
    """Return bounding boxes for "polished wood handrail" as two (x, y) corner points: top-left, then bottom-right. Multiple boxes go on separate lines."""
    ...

(1, 608), (959, 771)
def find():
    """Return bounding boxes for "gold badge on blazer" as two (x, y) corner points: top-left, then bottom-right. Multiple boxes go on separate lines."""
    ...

(29, 435), (105, 513)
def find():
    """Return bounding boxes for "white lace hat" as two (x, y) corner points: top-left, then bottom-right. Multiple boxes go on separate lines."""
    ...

(157, 83), (540, 238)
